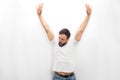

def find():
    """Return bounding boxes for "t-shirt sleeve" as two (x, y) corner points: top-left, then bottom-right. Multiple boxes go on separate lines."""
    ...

(50, 37), (57, 44)
(71, 38), (79, 45)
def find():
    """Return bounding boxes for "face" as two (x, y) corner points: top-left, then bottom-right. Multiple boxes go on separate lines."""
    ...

(58, 34), (69, 47)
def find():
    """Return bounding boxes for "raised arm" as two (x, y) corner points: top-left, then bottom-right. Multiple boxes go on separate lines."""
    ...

(37, 3), (54, 41)
(74, 4), (92, 41)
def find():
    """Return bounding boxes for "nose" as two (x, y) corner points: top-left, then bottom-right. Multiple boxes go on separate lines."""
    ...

(59, 39), (62, 42)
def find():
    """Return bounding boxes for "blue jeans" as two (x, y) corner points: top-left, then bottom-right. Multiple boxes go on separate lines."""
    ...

(53, 72), (76, 80)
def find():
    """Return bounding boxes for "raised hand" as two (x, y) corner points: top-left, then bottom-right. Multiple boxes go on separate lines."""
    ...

(37, 3), (44, 16)
(74, 4), (92, 41)
(37, 3), (55, 41)
(85, 4), (92, 16)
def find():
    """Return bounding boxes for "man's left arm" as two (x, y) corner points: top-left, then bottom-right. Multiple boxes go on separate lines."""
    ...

(74, 4), (92, 41)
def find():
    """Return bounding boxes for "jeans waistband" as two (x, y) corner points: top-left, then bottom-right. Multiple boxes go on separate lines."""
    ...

(55, 72), (74, 78)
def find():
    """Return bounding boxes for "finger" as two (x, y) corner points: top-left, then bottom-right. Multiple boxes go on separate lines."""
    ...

(85, 3), (91, 8)
(39, 3), (44, 9)
(37, 3), (43, 10)
(86, 4), (90, 10)
(85, 3), (88, 8)
(86, 4), (92, 12)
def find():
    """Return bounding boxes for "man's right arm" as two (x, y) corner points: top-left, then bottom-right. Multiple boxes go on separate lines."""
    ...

(37, 3), (54, 41)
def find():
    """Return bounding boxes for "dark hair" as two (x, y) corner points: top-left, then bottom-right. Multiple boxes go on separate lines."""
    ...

(59, 28), (71, 39)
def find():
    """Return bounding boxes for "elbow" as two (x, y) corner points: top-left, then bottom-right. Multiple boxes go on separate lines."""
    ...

(75, 31), (83, 41)
(48, 35), (55, 41)
(49, 38), (54, 41)
(75, 34), (82, 42)
(75, 37), (81, 42)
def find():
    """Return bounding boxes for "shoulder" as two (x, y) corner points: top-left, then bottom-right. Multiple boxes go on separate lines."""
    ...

(68, 38), (78, 45)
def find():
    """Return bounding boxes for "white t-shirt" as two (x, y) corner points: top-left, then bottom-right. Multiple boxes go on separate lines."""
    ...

(51, 37), (78, 72)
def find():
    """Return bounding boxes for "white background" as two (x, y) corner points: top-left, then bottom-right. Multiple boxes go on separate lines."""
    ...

(0, 0), (120, 80)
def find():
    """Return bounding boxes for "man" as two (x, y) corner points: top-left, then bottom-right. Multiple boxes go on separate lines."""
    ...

(37, 3), (92, 80)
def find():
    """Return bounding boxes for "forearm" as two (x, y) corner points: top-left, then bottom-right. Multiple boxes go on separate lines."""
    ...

(75, 15), (91, 41)
(39, 15), (50, 33)
(79, 15), (91, 33)
(38, 15), (54, 41)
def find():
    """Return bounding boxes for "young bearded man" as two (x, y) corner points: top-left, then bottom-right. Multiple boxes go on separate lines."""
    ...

(37, 3), (92, 80)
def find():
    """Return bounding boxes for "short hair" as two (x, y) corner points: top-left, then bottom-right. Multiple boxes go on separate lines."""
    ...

(59, 28), (71, 39)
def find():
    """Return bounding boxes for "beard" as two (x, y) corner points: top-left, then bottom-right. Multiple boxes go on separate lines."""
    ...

(58, 42), (67, 47)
